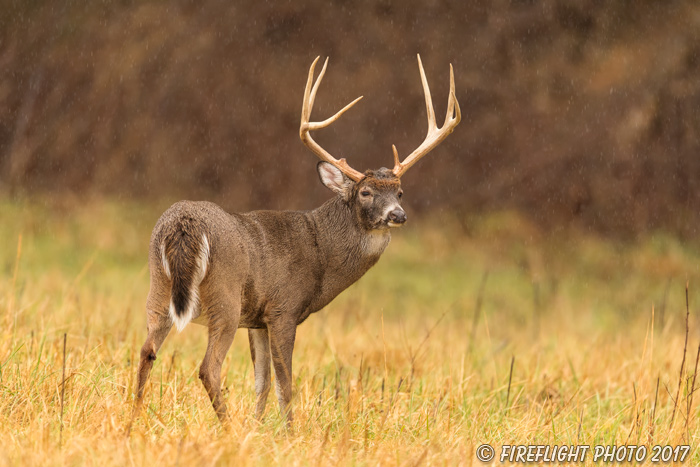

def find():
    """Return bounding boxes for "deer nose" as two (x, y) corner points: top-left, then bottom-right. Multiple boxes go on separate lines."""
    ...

(388, 209), (406, 225)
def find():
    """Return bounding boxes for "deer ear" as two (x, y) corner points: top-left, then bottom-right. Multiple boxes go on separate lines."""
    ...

(317, 162), (354, 200)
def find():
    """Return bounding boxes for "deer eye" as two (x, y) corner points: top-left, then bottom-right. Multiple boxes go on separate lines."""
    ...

(398, 190), (403, 199)
(360, 190), (372, 198)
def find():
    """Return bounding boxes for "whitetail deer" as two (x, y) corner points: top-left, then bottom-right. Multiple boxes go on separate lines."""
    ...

(130, 55), (460, 428)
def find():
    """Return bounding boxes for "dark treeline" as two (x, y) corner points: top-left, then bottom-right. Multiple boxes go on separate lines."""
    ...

(1, 0), (699, 235)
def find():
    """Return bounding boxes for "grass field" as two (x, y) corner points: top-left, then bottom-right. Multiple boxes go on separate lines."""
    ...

(1, 198), (699, 466)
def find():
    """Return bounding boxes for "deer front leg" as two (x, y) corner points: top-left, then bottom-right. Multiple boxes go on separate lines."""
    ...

(248, 328), (271, 420)
(267, 317), (297, 425)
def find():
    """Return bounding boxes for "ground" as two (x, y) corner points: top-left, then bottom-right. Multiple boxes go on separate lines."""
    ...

(0, 199), (698, 466)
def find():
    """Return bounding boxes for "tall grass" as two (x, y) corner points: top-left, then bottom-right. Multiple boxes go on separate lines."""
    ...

(0, 198), (699, 465)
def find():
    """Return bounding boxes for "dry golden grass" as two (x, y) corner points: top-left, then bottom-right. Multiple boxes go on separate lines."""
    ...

(1, 199), (699, 466)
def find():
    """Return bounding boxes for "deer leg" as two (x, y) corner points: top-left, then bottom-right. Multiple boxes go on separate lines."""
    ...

(128, 309), (172, 435)
(248, 328), (271, 420)
(268, 318), (297, 425)
(199, 321), (238, 423)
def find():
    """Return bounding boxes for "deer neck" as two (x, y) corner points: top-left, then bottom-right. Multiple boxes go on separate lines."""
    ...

(311, 196), (391, 276)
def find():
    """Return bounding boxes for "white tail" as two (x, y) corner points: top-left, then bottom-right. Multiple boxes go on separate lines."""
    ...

(164, 233), (210, 331)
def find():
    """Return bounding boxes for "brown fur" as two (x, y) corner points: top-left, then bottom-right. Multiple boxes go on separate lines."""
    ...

(130, 162), (405, 427)
(359, 168), (401, 190)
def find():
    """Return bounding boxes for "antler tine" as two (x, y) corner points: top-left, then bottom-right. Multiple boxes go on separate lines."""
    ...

(446, 64), (461, 127)
(392, 54), (461, 178)
(308, 57), (327, 114)
(300, 57), (365, 182)
(417, 54), (437, 132)
(301, 56), (320, 124)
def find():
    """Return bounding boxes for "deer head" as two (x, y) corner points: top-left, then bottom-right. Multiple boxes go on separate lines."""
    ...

(300, 55), (461, 231)
(318, 163), (405, 231)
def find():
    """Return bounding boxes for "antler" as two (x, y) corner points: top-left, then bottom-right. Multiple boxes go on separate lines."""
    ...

(300, 57), (365, 182)
(392, 54), (461, 178)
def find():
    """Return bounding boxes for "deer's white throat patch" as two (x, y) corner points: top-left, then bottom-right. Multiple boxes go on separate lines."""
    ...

(362, 231), (390, 256)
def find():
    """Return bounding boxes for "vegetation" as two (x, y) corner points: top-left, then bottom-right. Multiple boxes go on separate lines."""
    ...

(2, 0), (700, 234)
(1, 198), (699, 465)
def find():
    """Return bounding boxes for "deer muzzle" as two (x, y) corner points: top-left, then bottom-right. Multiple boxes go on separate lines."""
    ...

(387, 208), (407, 227)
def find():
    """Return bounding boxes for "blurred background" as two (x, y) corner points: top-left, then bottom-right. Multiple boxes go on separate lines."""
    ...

(1, 0), (699, 236)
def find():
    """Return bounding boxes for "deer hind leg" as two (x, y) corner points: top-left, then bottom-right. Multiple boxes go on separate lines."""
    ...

(267, 316), (297, 425)
(248, 328), (271, 420)
(198, 288), (241, 423)
(199, 325), (236, 423)
(128, 305), (172, 435)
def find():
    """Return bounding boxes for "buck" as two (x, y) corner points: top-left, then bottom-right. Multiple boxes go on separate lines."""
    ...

(130, 55), (460, 427)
